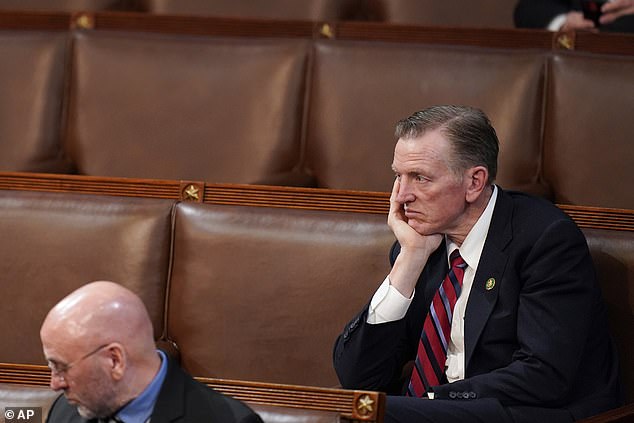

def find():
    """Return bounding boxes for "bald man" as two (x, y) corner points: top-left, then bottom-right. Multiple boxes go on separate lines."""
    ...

(41, 281), (263, 423)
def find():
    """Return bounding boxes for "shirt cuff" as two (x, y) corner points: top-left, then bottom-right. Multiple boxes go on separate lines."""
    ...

(367, 276), (413, 324)
(548, 14), (567, 31)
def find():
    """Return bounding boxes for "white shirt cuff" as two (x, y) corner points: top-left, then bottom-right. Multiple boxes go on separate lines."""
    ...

(367, 276), (413, 324)
(548, 14), (567, 31)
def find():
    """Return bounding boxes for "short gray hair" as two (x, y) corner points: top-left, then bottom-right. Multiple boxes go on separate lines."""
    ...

(394, 105), (499, 183)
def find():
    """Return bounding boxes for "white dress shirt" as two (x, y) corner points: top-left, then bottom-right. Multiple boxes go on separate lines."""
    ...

(548, 14), (568, 31)
(367, 185), (498, 382)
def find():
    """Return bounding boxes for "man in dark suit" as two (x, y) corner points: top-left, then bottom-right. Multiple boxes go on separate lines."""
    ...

(514, 0), (634, 32)
(333, 105), (621, 422)
(41, 281), (262, 423)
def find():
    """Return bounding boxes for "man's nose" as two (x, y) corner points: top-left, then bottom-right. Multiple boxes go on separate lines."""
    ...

(49, 373), (67, 391)
(395, 178), (415, 204)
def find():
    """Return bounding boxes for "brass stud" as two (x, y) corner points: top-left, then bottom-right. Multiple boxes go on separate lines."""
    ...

(356, 394), (374, 416)
(557, 34), (573, 50)
(74, 14), (95, 30)
(182, 184), (200, 201)
(320, 23), (334, 39)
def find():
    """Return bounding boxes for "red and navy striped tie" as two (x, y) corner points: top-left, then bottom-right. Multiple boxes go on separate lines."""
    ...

(407, 249), (467, 397)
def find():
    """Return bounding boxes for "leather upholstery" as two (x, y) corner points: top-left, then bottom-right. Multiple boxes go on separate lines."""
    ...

(167, 202), (394, 386)
(138, 0), (363, 21)
(305, 41), (549, 197)
(0, 32), (72, 174)
(0, 0), (139, 11)
(0, 188), (631, 402)
(1, 27), (633, 208)
(0, 384), (58, 419)
(250, 404), (340, 423)
(0, 190), (173, 364)
(65, 30), (310, 185)
(543, 52), (634, 209)
(364, 0), (515, 27)
(585, 228), (634, 402)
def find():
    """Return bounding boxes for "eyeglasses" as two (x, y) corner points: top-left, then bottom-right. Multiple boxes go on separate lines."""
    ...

(47, 343), (111, 379)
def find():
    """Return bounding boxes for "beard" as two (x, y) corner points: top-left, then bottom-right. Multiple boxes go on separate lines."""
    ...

(71, 366), (120, 419)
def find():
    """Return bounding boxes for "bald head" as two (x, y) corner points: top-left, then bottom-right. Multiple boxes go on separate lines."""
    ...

(41, 281), (156, 365)
(41, 282), (161, 417)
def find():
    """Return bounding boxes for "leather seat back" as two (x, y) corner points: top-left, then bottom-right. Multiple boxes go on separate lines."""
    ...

(167, 201), (394, 386)
(0, 190), (173, 364)
(0, 32), (72, 174)
(305, 41), (549, 196)
(543, 52), (634, 209)
(65, 30), (310, 185)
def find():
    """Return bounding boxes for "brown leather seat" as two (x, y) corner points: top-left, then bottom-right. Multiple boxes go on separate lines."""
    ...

(64, 30), (311, 186)
(166, 201), (394, 387)
(305, 41), (549, 197)
(584, 228), (634, 403)
(0, 0), (140, 11)
(0, 190), (173, 364)
(364, 0), (515, 27)
(250, 404), (341, 423)
(542, 52), (634, 210)
(137, 0), (363, 21)
(0, 384), (58, 420)
(0, 31), (72, 174)
(0, 179), (631, 413)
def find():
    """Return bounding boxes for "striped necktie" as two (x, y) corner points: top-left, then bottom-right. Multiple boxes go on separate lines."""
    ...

(407, 249), (467, 397)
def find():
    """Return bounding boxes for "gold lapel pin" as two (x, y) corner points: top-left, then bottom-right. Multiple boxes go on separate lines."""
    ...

(485, 278), (496, 290)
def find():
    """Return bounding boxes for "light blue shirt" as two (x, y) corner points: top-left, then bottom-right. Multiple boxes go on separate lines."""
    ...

(115, 350), (168, 423)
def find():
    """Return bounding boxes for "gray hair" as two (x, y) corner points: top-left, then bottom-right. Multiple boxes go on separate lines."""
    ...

(394, 105), (499, 183)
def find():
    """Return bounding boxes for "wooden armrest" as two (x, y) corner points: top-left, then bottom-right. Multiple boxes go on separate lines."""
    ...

(197, 376), (385, 423)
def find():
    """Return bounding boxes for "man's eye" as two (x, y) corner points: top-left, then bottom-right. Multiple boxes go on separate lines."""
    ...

(415, 175), (428, 182)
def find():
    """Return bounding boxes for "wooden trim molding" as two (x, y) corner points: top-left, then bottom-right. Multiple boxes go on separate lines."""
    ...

(0, 172), (632, 231)
(0, 10), (633, 56)
(197, 376), (385, 422)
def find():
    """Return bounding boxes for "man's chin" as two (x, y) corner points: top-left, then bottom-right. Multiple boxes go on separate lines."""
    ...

(407, 220), (436, 236)
(76, 405), (97, 419)
(63, 396), (78, 407)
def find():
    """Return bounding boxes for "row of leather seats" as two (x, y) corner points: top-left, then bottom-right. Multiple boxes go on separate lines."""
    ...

(1, 26), (632, 209)
(0, 183), (632, 406)
(0, 188), (393, 388)
(0, 0), (516, 27)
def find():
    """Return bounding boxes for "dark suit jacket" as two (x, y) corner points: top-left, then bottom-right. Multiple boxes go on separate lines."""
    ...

(46, 355), (263, 423)
(333, 189), (621, 421)
(514, 0), (634, 32)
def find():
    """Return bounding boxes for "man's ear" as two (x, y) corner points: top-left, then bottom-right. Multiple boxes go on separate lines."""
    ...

(107, 343), (126, 381)
(465, 166), (489, 203)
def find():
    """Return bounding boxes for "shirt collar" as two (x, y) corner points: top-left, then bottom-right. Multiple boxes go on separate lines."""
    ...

(446, 185), (498, 269)
(115, 350), (168, 423)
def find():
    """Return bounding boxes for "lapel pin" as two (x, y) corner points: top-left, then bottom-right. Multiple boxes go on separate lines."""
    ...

(485, 278), (496, 290)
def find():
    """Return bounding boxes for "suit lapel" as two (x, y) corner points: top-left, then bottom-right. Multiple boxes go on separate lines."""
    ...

(464, 189), (513, 367)
(148, 357), (185, 423)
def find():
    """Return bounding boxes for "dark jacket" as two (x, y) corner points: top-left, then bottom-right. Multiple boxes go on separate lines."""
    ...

(46, 355), (263, 423)
(334, 189), (621, 421)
